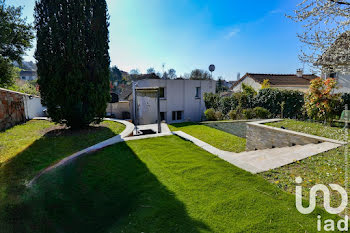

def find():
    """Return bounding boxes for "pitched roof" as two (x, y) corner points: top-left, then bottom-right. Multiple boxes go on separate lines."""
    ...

(232, 73), (318, 89)
(316, 31), (350, 67)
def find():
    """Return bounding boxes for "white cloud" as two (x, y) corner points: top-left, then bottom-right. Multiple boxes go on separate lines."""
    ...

(225, 28), (240, 39)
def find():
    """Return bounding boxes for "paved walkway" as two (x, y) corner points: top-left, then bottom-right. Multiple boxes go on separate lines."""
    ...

(173, 131), (344, 174)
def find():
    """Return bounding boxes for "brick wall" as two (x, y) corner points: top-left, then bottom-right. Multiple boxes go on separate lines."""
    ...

(0, 89), (26, 131)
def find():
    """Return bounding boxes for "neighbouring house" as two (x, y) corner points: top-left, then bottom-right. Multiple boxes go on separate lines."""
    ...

(316, 31), (350, 93)
(20, 70), (37, 81)
(128, 79), (216, 124)
(231, 71), (318, 93)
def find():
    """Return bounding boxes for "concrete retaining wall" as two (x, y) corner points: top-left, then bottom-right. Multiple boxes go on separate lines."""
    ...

(246, 119), (345, 151)
(106, 101), (131, 119)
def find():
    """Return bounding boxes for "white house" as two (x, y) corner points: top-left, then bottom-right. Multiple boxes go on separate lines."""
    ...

(231, 72), (318, 93)
(317, 32), (350, 93)
(129, 79), (216, 124)
(20, 70), (37, 81)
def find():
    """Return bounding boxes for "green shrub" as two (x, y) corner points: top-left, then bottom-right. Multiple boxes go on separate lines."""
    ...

(204, 93), (220, 110)
(254, 88), (304, 119)
(243, 108), (255, 119)
(253, 107), (270, 119)
(228, 110), (236, 120)
(215, 111), (224, 121)
(204, 108), (216, 121)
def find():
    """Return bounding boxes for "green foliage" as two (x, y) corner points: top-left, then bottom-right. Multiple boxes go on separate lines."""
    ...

(215, 111), (224, 121)
(253, 107), (270, 119)
(35, 0), (111, 128)
(304, 78), (340, 122)
(0, 59), (19, 88)
(241, 83), (257, 97)
(0, 1), (34, 62)
(261, 79), (270, 89)
(204, 108), (216, 121)
(204, 92), (220, 110)
(254, 88), (305, 118)
(242, 108), (255, 119)
(228, 109), (237, 120)
(8, 79), (40, 96)
(219, 96), (237, 115)
(0, 1), (34, 87)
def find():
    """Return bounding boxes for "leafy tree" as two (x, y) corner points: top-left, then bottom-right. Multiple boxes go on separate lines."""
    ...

(304, 78), (341, 122)
(162, 71), (169, 79)
(289, 0), (350, 72)
(168, 68), (176, 79)
(0, 1), (34, 87)
(189, 69), (211, 80)
(110, 66), (122, 82)
(261, 79), (270, 89)
(130, 69), (140, 75)
(147, 67), (155, 74)
(35, 0), (111, 129)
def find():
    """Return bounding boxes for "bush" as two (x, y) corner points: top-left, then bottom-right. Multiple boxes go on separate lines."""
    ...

(254, 88), (304, 119)
(253, 107), (270, 119)
(204, 93), (220, 110)
(228, 110), (236, 120)
(243, 108), (255, 119)
(215, 111), (224, 121)
(204, 108), (216, 121)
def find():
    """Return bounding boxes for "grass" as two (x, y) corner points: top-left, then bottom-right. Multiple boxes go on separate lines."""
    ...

(14, 135), (339, 232)
(0, 119), (125, 232)
(168, 122), (246, 153)
(262, 119), (348, 215)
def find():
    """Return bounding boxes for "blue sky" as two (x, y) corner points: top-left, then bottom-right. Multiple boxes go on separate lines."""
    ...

(10, 0), (306, 80)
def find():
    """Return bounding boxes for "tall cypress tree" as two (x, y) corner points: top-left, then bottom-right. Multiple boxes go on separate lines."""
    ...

(34, 0), (110, 128)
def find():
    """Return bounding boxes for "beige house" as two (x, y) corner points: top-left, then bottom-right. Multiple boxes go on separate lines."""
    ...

(231, 72), (318, 93)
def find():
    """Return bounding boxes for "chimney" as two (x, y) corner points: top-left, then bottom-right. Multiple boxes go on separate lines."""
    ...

(296, 69), (303, 78)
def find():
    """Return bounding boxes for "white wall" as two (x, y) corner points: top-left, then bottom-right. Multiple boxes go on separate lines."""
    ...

(132, 79), (216, 124)
(232, 77), (261, 92)
(23, 95), (45, 119)
(334, 73), (350, 93)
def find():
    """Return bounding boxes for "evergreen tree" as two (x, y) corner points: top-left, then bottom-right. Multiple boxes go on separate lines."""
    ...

(35, 0), (110, 128)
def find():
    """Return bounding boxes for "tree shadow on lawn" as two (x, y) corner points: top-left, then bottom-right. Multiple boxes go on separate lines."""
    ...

(0, 125), (122, 232)
(10, 142), (210, 233)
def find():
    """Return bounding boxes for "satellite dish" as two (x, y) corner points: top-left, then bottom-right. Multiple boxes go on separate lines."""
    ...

(209, 64), (215, 72)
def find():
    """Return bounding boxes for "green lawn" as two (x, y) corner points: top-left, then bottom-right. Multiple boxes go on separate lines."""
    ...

(0, 119), (125, 232)
(14, 136), (338, 233)
(168, 122), (246, 153)
(263, 119), (348, 215)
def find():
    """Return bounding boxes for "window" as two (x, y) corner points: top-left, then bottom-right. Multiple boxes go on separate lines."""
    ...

(21, 76), (26, 80)
(195, 87), (201, 98)
(160, 112), (166, 121)
(330, 73), (337, 78)
(172, 111), (183, 121)
(159, 87), (165, 98)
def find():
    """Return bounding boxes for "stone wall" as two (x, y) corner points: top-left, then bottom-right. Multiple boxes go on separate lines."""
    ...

(246, 120), (343, 151)
(0, 89), (26, 131)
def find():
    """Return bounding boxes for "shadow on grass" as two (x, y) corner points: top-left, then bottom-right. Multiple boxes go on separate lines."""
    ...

(0, 125), (122, 232)
(3, 142), (210, 233)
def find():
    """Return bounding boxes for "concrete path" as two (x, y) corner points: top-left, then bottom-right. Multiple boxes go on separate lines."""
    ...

(173, 131), (343, 174)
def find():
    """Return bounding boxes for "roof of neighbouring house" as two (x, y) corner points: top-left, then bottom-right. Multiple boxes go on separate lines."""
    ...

(316, 31), (350, 67)
(20, 70), (37, 76)
(232, 73), (319, 89)
(119, 84), (133, 100)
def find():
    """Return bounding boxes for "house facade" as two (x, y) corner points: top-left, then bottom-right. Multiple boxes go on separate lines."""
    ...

(20, 70), (37, 81)
(130, 79), (216, 124)
(317, 32), (350, 93)
(231, 72), (318, 93)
